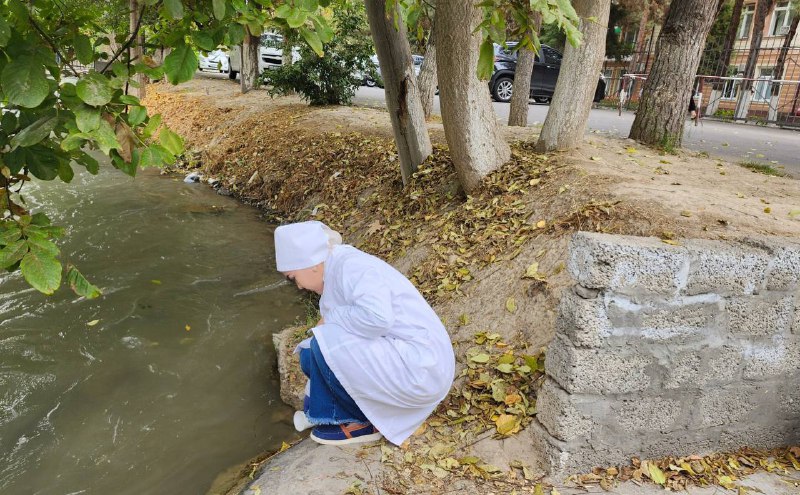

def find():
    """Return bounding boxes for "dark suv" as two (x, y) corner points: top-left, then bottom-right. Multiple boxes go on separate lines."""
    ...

(489, 43), (605, 104)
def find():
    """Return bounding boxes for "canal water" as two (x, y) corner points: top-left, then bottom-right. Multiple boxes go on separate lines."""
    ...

(0, 165), (305, 494)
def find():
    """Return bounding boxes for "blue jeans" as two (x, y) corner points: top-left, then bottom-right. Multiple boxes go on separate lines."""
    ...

(299, 337), (368, 425)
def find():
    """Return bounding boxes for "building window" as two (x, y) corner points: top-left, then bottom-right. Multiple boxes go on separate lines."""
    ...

(738, 5), (755, 38)
(753, 67), (776, 101)
(770, 1), (792, 36)
(721, 66), (742, 100)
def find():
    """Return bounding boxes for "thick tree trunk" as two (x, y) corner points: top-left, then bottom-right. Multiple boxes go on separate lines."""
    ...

(241, 31), (260, 94)
(129, 0), (146, 99)
(734, 0), (775, 119)
(508, 14), (541, 127)
(417, 30), (438, 120)
(434, 1), (510, 194)
(629, 0), (722, 148)
(364, 0), (432, 183)
(537, 0), (611, 151)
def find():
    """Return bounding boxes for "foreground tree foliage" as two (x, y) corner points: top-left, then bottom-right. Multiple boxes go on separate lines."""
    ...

(629, 0), (724, 149)
(0, 0), (334, 296)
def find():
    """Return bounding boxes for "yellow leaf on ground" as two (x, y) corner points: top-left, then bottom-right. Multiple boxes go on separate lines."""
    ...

(185, 324), (191, 331)
(680, 210), (692, 217)
(536, 220), (547, 229)
(86, 319), (100, 327)
(279, 441), (290, 452)
(533, 483), (545, 495)
(506, 297), (517, 314)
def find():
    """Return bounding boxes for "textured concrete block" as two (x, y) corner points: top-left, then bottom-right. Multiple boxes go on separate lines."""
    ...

(683, 240), (770, 296)
(741, 338), (800, 379)
(535, 378), (600, 442)
(718, 422), (800, 451)
(763, 240), (800, 291)
(777, 374), (800, 418)
(698, 386), (758, 428)
(529, 420), (627, 476)
(546, 335), (653, 395)
(608, 396), (686, 432)
(727, 294), (795, 337)
(568, 232), (689, 298)
(557, 288), (611, 347)
(606, 295), (723, 344)
(664, 351), (703, 389)
(700, 346), (743, 386)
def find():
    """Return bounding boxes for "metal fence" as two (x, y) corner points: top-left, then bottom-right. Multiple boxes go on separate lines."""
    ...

(598, 23), (800, 128)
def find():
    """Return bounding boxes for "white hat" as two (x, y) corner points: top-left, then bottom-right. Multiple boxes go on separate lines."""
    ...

(274, 221), (342, 272)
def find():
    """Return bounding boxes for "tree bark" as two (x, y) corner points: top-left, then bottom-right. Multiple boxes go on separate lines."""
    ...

(434, 0), (510, 194)
(734, 0), (775, 119)
(508, 13), (541, 127)
(715, 0), (744, 87)
(417, 29), (438, 120)
(364, 0), (432, 184)
(129, 0), (146, 99)
(537, 0), (611, 151)
(629, 0), (722, 148)
(241, 30), (260, 94)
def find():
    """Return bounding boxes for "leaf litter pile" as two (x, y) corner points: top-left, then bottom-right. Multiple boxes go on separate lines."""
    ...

(147, 89), (800, 495)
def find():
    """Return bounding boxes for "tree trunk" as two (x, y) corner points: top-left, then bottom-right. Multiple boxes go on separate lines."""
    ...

(537, 0), (611, 151)
(241, 30), (260, 94)
(714, 0), (744, 88)
(627, 3), (650, 98)
(508, 48), (534, 126)
(364, 0), (433, 184)
(773, 14), (799, 90)
(508, 13), (541, 127)
(129, 0), (146, 99)
(417, 30), (438, 120)
(281, 28), (293, 66)
(629, 0), (722, 148)
(434, 1), (510, 194)
(734, 0), (775, 119)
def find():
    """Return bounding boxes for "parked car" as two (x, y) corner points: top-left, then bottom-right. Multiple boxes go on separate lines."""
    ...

(358, 54), (424, 87)
(489, 43), (605, 104)
(227, 33), (299, 80)
(198, 49), (229, 73)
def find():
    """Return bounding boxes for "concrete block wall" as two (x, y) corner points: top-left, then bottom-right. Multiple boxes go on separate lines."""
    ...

(533, 232), (800, 476)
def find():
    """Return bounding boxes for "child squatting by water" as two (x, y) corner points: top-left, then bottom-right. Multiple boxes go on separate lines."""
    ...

(274, 221), (456, 446)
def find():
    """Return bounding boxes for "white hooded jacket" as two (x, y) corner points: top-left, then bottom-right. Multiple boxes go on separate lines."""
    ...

(308, 244), (455, 445)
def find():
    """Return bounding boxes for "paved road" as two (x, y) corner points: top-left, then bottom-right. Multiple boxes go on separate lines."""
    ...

(353, 86), (800, 175)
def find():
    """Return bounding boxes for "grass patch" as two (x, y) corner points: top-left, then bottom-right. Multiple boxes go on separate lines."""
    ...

(738, 161), (786, 177)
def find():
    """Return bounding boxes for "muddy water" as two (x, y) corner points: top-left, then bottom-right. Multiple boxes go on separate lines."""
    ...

(0, 166), (305, 494)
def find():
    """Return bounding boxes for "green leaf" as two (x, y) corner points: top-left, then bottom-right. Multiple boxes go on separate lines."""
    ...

(67, 265), (101, 299)
(212, 0), (226, 20)
(470, 353), (490, 364)
(61, 133), (89, 151)
(1, 56), (49, 108)
(275, 4), (293, 18)
(0, 224), (23, 246)
(76, 72), (113, 107)
(26, 148), (60, 180)
(57, 161), (74, 182)
(299, 27), (323, 57)
(192, 31), (216, 52)
(0, 239), (28, 269)
(159, 127), (184, 155)
(75, 34), (94, 65)
(505, 297), (517, 314)
(287, 8), (308, 28)
(477, 39), (494, 81)
(11, 116), (58, 148)
(0, 16), (11, 47)
(20, 249), (62, 295)
(164, 0), (184, 19)
(78, 152), (100, 174)
(74, 103), (101, 132)
(163, 43), (198, 85)
(90, 120), (120, 154)
(496, 363), (514, 374)
(137, 144), (173, 167)
(30, 212), (51, 226)
(26, 231), (60, 257)
(142, 113), (162, 139)
(128, 106), (147, 126)
(311, 15), (333, 44)
(228, 24), (245, 45)
(119, 95), (141, 106)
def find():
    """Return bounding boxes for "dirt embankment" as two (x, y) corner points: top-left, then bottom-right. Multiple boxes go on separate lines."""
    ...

(144, 77), (800, 495)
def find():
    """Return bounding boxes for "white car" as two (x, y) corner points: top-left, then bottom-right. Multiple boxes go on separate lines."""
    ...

(227, 33), (299, 80)
(199, 50), (229, 73)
